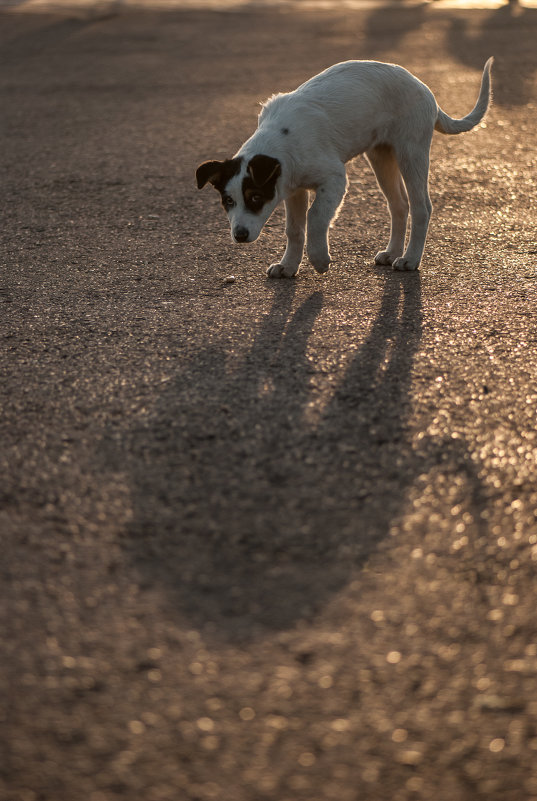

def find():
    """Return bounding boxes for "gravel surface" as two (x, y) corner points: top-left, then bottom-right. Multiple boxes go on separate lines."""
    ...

(1, 4), (537, 801)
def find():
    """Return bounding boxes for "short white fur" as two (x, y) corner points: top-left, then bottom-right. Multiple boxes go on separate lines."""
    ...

(198, 58), (493, 276)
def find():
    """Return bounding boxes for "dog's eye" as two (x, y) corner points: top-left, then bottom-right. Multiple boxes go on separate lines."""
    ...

(250, 193), (264, 206)
(222, 195), (235, 210)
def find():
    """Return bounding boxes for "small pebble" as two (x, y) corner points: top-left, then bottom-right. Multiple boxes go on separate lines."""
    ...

(225, 275), (236, 284)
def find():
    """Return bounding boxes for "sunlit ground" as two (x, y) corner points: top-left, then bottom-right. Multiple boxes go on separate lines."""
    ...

(3, 0), (537, 11)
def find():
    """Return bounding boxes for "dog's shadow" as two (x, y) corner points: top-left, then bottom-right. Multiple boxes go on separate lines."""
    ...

(117, 271), (483, 641)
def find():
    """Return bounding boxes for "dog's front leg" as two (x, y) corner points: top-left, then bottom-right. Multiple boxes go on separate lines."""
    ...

(306, 169), (348, 274)
(267, 189), (309, 279)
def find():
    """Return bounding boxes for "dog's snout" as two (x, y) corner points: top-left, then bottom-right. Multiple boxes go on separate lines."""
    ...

(234, 226), (249, 243)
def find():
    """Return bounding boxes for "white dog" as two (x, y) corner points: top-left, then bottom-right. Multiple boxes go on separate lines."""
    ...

(196, 58), (493, 277)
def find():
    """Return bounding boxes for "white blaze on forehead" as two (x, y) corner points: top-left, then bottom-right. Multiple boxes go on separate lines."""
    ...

(222, 170), (245, 202)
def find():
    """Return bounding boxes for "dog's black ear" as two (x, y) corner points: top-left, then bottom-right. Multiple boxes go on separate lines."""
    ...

(196, 160), (225, 189)
(247, 155), (281, 187)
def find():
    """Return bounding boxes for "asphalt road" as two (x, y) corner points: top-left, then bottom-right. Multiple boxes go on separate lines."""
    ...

(1, 3), (537, 800)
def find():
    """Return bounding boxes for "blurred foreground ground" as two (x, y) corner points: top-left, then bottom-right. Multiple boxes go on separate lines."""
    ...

(1, 3), (537, 800)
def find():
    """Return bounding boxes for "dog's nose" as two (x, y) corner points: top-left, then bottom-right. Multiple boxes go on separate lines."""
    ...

(234, 226), (249, 243)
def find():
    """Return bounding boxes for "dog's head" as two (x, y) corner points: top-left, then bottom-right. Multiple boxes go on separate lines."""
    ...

(196, 154), (282, 244)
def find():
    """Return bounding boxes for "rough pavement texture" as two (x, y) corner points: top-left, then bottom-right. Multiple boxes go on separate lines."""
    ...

(1, 4), (537, 801)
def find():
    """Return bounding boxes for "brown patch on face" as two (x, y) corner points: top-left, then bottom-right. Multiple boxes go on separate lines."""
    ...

(242, 155), (281, 214)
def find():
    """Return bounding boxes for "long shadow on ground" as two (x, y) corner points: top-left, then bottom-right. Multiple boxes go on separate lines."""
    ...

(114, 275), (417, 632)
(113, 272), (487, 641)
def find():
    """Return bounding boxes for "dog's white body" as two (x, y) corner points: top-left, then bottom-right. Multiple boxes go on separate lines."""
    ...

(197, 59), (493, 276)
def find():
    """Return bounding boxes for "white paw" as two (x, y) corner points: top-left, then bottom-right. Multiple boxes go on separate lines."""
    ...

(308, 248), (331, 274)
(374, 250), (397, 267)
(392, 256), (419, 272)
(267, 262), (299, 279)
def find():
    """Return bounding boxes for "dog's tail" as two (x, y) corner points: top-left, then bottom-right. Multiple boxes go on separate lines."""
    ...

(435, 57), (493, 135)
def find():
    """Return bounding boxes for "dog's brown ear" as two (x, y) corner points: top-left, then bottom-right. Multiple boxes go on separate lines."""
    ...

(247, 155), (281, 187)
(196, 160), (225, 189)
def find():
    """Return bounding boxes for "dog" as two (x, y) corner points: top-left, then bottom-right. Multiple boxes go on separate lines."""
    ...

(196, 58), (493, 277)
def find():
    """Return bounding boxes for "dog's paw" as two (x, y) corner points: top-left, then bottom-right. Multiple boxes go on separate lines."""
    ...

(392, 257), (419, 272)
(312, 260), (331, 275)
(267, 262), (298, 279)
(374, 250), (396, 267)
(308, 249), (331, 274)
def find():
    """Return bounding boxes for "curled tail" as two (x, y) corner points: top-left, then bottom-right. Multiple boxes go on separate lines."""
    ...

(435, 57), (493, 135)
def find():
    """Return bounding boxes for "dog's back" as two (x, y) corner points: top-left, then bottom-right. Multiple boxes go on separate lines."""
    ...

(258, 61), (438, 163)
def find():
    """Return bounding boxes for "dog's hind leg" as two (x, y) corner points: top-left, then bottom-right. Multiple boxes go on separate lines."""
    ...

(267, 189), (309, 278)
(307, 167), (348, 274)
(392, 144), (432, 271)
(366, 144), (409, 267)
